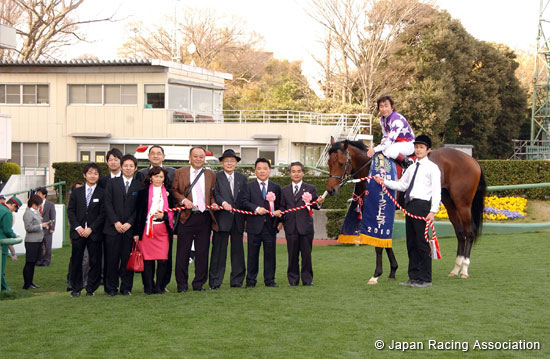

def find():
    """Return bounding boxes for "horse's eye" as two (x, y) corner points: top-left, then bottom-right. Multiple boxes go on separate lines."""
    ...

(339, 163), (344, 168)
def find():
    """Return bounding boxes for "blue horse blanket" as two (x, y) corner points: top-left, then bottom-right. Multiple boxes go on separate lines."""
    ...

(337, 153), (397, 248)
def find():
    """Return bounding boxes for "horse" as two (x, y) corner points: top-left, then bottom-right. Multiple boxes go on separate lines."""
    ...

(326, 137), (486, 281)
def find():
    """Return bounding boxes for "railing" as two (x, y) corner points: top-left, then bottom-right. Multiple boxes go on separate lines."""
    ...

(170, 109), (372, 127)
(1, 181), (66, 204)
(511, 139), (550, 160)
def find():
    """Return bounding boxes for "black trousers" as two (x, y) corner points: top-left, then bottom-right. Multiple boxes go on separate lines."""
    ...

(285, 232), (314, 285)
(158, 234), (173, 289)
(23, 242), (42, 288)
(70, 237), (102, 293)
(175, 212), (212, 291)
(104, 233), (134, 294)
(246, 225), (277, 286)
(405, 199), (432, 283)
(209, 226), (245, 288)
(142, 260), (167, 294)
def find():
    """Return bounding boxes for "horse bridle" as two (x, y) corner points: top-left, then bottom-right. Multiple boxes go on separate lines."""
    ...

(328, 149), (372, 187)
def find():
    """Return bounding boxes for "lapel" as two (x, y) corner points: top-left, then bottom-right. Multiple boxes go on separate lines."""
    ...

(222, 172), (235, 201)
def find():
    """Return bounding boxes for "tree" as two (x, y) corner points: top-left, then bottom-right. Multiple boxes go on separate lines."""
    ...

(0, 0), (114, 61)
(306, 0), (433, 111)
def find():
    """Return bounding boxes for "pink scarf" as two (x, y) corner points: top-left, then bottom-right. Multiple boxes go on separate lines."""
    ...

(146, 184), (174, 238)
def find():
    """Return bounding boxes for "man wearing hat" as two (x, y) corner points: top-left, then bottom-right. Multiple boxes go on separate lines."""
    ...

(374, 134), (441, 288)
(1, 196), (22, 291)
(209, 149), (248, 289)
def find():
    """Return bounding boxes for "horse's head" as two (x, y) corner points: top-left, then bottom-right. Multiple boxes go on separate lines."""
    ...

(326, 136), (371, 196)
(327, 137), (350, 196)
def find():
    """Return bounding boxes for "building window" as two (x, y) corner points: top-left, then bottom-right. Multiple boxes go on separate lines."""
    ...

(300, 145), (323, 167)
(109, 144), (140, 155)
(145, 84), (165, 109)
(10, 142), (49, 167)
(241, 147), (258, 165)
(0, 84), (49, 104)
(68, 84), (137, 105)
(191, 88), (213, 113)
(104, 85), (138, 105)
(168, 85), (190, 110)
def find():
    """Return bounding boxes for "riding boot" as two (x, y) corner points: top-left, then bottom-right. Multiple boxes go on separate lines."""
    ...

(395, 153), (414, 169)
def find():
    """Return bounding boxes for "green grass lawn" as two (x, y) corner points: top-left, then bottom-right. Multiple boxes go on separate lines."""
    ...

(1, 232), (549, 358)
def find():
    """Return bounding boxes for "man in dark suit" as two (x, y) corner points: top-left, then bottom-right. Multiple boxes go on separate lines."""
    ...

(103, 154), (141, 296)
(209, 149), (247, 289)
(98, 148), (122, 189)
(67, 163), (105, 297)
(279, 161), (324, 286)
(35, 187), (56, 267)
(134, 145), (175, 289)
(173, 147), (219, 292)
(241, 158), (282, 288)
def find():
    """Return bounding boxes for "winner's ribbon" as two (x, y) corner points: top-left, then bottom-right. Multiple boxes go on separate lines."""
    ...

(302, 192), (313, 216)
(266, 191), (276, 214)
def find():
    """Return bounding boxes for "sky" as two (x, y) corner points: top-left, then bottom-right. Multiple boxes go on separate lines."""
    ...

(68, 0), (539, 85)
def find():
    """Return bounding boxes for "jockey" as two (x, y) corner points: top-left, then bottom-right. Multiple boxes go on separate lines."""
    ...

(367, 95), (415, 168)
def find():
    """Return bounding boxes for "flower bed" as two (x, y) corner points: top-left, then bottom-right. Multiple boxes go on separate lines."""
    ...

(435, 196), (528, 220)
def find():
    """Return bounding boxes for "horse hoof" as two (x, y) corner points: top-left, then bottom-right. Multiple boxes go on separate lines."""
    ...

(387, 277), (396, 281)
(367, 276), (379, 285)
(460, 274), (469, 279)
(448, 272), (458, 277)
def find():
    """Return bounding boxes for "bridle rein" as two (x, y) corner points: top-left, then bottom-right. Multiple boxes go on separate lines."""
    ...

(328, 147), (372, 188)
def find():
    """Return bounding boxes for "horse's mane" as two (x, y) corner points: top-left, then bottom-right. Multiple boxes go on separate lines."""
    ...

(328, 139), (367, 154)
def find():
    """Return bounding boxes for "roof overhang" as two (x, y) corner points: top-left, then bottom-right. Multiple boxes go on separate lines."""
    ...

(69, 133), (111, 138)
(168, 78), (226, 90)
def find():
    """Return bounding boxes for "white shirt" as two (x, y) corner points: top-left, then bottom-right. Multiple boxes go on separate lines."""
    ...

(148, 185), (164, 224)
(383, 157), (441, 213)
(190, 167), (206, 208)
(110, 171), (121, 178)
(122, 176), (133, 188)
(291, 180), (303, 194)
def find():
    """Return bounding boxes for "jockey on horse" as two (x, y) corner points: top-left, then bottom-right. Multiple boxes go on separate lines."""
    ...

(367, 95), (415, 170)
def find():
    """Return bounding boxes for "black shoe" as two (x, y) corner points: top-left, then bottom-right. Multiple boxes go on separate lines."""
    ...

(209, 286), (220, 290)
(230, 284), (242, 288)
(66, 286), (73, 292)
(22, 285), (31, 290)
(401, 158), (414, 169)
(303, 283), (315, 286)
(121, 291), (132, 296)
(411, 281), (432, 288)
(265, 283), (279, 288)
(245, 283), (256, 288)
(86, 291), (94, 296)
(289, 283), (298, 287)
(193, 287), (206, 292)
(105, 291), (117, 297)
(30, 283), (40, 289)
(398, 279), (416, 286)
(71, 291), (81, 298)
(177, 288), (188, 293)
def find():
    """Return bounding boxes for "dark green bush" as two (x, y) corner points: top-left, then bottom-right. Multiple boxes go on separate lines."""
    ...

(326, 210), (347, 239)
(0, 162), (21, 182)
(479, 160), (550, 199)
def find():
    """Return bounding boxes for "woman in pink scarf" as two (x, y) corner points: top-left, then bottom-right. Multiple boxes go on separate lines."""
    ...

(133, 167), (174, 294)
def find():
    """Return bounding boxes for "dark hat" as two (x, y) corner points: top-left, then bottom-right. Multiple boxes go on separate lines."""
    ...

(219, 149), (241, 162)
(0, 195), (5, 200)
(414, 134), (432, 149)
(7, 196), (22, 208)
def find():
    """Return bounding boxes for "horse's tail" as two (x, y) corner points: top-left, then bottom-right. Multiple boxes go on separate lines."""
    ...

(471, 169), (487, 242)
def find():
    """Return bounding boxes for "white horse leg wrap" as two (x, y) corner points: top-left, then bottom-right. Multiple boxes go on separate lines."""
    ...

(449, 255), (464, 276)
(460, 258), (470, 278)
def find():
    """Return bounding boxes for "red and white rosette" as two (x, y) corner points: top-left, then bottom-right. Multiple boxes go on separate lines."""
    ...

(266, 191), (276, 215)
(302, 191), (313, 216)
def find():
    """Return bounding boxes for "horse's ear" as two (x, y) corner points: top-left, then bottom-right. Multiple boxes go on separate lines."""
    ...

(343, 140), (349, 151)
(330, 136), (335, 145)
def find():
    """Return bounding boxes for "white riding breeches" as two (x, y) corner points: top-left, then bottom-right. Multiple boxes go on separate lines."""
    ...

(381, 141), (414, 159)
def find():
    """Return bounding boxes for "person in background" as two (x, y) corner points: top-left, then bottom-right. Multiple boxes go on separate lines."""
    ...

(67, 163), (105, 297)
(98, 148), (123, 189)
(134, 167), (174, 294)
(240, 158), (282, 288)
(103, 154), (141, 296)
(22, 194), (50, 289)
(0, 195), (17, 261)
(1, 196), (22, 291)
(279, 161), (324, 287)
(35, 187), (56, 267)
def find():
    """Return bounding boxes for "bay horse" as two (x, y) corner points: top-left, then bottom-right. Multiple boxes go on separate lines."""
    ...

(326, 137), (486, 281)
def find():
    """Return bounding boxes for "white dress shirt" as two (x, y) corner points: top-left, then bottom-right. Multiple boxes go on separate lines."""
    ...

(291, 180), (303, 195)
(383, 157), (441, 213)
(190, 167), (206, 209)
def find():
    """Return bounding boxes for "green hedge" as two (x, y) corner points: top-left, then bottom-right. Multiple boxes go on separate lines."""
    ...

(0, 162), (21, 183)
(479, 160), (550, 199)
(52, 162), (109, 203)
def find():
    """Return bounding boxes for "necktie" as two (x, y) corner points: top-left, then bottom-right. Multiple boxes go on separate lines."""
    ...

(86, 187), (93, 207)
(194, 170), (206, 212)
(404, 162), (420, 204)
(39, 204), (43, 215)
(294, 184), (299, 196)
(228, 174), (234, 196)
(125, 180), (130, 194)
(261, 182), (266, 200)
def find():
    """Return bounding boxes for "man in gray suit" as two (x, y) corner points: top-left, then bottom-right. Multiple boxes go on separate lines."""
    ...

(209, 149), (247, 289)
(35, 187), (56, 267)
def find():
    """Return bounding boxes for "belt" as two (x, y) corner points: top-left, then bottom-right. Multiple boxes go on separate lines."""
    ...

(190, 211), (207, 215)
